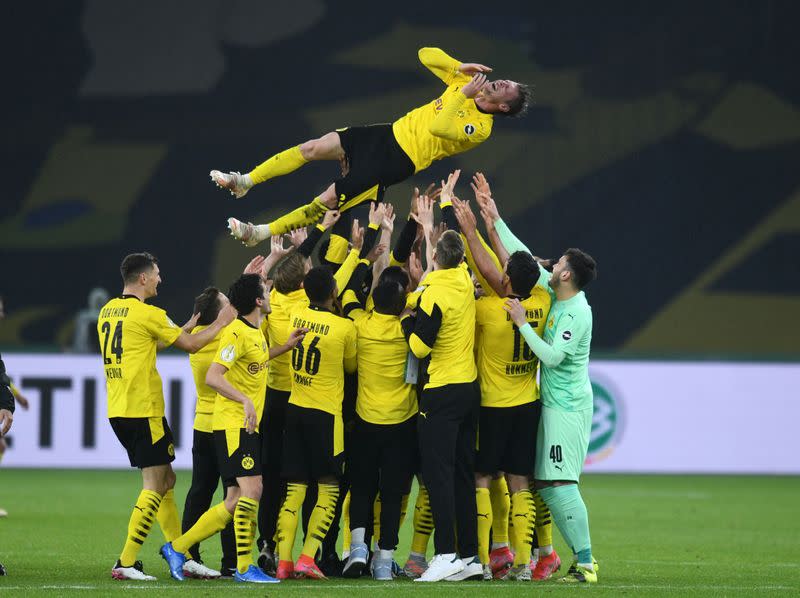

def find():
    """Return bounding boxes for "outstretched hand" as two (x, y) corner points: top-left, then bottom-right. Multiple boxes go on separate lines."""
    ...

(440, 170), (461, 205)
(452, 196), (477, 235)
(474, 190), (500, 223)
(350, 219), (365, 251)
(322, 210), (341, 229)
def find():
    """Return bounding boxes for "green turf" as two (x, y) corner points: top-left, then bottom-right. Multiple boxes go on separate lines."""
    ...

(0, 470), (798, 596)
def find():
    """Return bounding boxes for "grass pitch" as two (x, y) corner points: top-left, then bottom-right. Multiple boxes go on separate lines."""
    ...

(0, 470), (798, 596)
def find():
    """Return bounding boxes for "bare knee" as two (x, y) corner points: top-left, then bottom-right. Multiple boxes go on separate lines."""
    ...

(164, 468), (177, 492)
(238, 476), (263, 501)
(300, 133), (343, 161)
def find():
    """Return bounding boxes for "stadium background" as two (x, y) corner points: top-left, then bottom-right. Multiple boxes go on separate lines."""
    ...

(1, 2), (799, 594)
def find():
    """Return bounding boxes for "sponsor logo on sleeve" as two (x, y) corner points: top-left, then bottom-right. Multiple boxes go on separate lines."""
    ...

(220, 344), (236, 363)
(464, 123), (475, 135)
(562, 330), (572, 341)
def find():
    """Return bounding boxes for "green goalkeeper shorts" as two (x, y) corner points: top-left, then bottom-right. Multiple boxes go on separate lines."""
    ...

(535, 405), (592, 482)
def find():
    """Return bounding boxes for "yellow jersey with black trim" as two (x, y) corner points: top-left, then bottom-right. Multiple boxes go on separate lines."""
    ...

(288, 305), (357, 416)
(212, 317), (269, 431)
(188, 324), (220, 433)
(350, 307), (417, 425)
(392, 47), (493, 173)
(97, 295), (182, 418)
(408, 264), (477, 389)
(266, 289), (309, 392)
(475, 289), (551, 408)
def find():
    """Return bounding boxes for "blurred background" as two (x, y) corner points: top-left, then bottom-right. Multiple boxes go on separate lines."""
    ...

(1, 0), (798, 473)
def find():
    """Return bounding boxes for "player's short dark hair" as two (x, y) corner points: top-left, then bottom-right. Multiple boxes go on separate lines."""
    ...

(120, 252), (158, 283)
(503, 83), (533, 118)
(564, 248), (597, 290)
(372, 280), (406, 316)
(227, 274), (263, 314)
(435, 230), (464, 269)
(272, 251), (306, 294)
(193, 287), (221, 326)
(506, 251), (541, 296)
(378, 266), (410, 291)
(304, 266), (336, 304)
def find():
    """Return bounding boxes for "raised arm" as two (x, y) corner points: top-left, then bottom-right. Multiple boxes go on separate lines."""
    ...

(504, 299), (565, 368)
(452, 196), (506, 297)
(172, 304), (236, 354)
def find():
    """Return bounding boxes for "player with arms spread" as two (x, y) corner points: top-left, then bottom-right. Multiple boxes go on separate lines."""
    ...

(214, 47), (531, 253)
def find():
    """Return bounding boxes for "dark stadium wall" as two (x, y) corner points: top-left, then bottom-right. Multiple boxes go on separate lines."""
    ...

(1, 0), (798, 356)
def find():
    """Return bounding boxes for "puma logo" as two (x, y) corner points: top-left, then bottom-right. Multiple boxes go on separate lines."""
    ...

(514, 514), (527, 519)
(283, 509), (297, 515)
(419, 411), (428, 419)
(554, 465), (563, 471)
(477, 513), (489, 519)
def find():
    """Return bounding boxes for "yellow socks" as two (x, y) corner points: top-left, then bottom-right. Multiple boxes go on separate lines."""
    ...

(268, 197), (327, 237)
(119, 490), (162, 567)
(173, 502), (232, 555)
(476, 487), (492, 564)
(156, 488), (181, 542)
(533, 490), (553, 548)
(342, 490), (351, 551)
(410, 486), (433, 555)
(489, 477), (510, 547)
(277, 483), (307, 562)
(301, 483), (340, 559)
(510, 489), (535, 566)
(249, 145), (308, 185)
(234, 497), (259, 573)
(372, 494), (382, 549)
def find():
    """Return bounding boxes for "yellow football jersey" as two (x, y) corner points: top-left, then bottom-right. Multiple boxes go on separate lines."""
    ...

(266, 288), (309, 391)
(188, 324), (220, 433)
(212, 317), (269, 430)
(392, 48), (493, 173)
(288, 305), (357, 416)
(475, 289), (551, 408)
(97, 296), (182, 418)
(409, 264), (477, 389)
(349, 307), (417, 425)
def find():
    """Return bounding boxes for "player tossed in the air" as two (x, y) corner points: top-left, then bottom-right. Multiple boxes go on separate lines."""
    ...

(212, 47), (531, 253)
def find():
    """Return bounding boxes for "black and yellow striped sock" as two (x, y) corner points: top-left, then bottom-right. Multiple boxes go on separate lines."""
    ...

(533, 490), (554, 548)
(173, 502), (232, 555)
(476, 487), (492, 564)
(119, 489), (162, 567)
(234, 497), (259, 573)
(277, 483), (307, 562)
(490, 477), (510, 547)
(157, 488), (181, 542)
(301, 483), (340, 559)
(268, 198), (327, 236)
(410, 485), (433, 555)
(511, 489), (535, 566)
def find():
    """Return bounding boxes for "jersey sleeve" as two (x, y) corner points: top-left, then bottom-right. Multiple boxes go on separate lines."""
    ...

(550, 308), (591, 356)
(409, 287), (443, 358)
(428, 92), (492, 143)
(144, 307), (182, 346)
(418, 47), (469, 85)
(333, 249), (360, 298)
(212, 326), (242, 369)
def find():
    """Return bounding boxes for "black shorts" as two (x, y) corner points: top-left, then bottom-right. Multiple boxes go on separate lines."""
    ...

(281, 404), (345, 482)
(110, 416), (175, 469)
(475, 401), (541, 476)
(214, 428), (263, 484)
(335, 124), (415, 211)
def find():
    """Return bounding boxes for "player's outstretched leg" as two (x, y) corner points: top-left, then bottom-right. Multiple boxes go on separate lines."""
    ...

(227, 185), (335, 247)
(211, 133), (344, 199)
